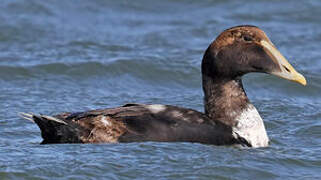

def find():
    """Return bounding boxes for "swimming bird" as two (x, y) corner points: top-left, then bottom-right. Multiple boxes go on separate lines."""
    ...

(20, 25), (306, 148)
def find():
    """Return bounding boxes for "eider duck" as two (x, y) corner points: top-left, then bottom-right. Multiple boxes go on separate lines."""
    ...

(20, 25), (306, 148)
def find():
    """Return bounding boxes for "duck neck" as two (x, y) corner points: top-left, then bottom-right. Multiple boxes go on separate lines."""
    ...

(202, 75), (269, 147)
(202, 75), (249, 127)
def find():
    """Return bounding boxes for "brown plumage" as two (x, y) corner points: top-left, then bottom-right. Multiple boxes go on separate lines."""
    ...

(20, 25), (306, 147)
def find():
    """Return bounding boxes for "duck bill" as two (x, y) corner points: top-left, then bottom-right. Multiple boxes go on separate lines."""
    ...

(260, 40), (306, 86)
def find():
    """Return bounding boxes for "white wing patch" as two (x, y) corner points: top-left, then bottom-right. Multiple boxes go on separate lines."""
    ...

(232, 104), (269, 148)
(170, 110), (183, 118)
(101, 116), (112, 126)
(147, 104), (166, 113)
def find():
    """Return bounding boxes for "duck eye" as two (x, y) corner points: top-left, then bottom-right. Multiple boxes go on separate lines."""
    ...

(243, 35), (252, 42)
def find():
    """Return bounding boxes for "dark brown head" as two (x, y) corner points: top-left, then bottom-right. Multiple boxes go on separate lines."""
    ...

(202, 25), (306, 85)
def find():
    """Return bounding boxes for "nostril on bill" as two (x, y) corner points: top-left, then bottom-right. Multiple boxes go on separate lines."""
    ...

(282, 65), (291, 73)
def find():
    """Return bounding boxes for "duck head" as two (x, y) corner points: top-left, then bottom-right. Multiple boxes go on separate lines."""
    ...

(202, 25), (306, 85)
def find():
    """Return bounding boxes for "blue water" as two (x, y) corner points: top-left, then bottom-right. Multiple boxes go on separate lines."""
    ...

(0, 0), (320, 179)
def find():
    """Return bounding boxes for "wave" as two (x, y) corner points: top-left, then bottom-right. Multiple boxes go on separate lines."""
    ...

(0, 60), (201, 86)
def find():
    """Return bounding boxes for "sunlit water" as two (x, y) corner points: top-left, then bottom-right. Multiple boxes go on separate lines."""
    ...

(0, 0), (320, 179)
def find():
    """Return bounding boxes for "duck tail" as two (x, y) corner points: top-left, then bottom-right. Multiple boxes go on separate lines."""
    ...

(19, 112), (83, 144)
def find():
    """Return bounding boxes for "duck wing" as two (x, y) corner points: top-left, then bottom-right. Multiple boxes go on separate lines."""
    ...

(20, 104), (246, 146)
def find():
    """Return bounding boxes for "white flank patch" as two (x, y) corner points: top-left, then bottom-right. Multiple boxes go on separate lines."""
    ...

(147, 104), (166, 113)
(101, 116), (111, 126)
(232, 104), (269, 148)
